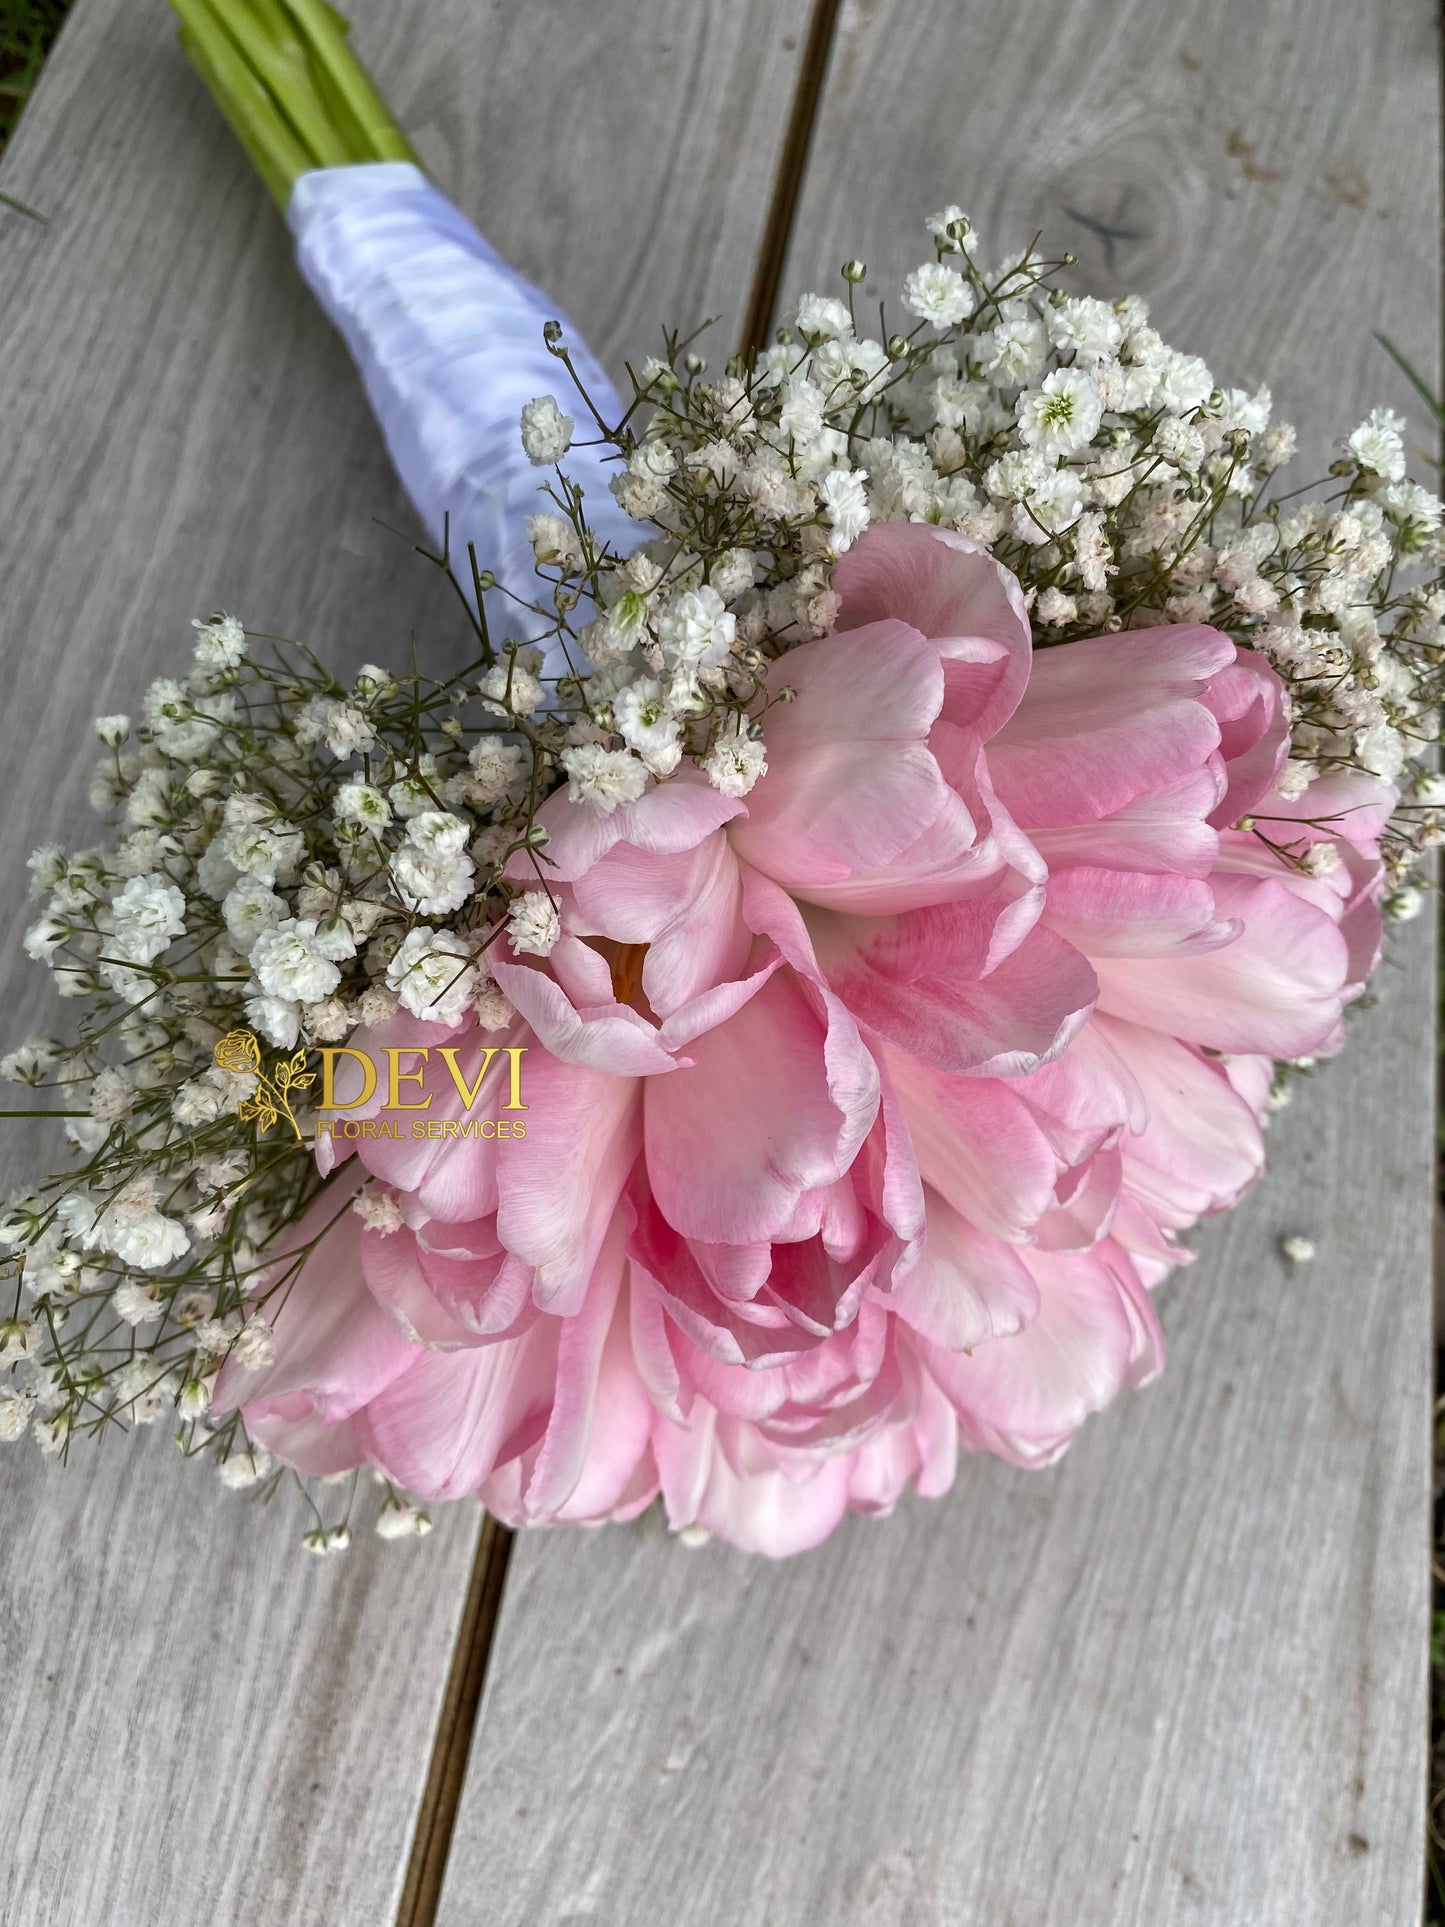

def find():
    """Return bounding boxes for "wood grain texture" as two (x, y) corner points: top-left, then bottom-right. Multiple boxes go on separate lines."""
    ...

(437, 2), (1439, 1923)
(0, 2), (810, 1921)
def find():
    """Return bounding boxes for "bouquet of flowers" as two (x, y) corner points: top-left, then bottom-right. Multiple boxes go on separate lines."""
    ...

(1, 0), (1437, 1556)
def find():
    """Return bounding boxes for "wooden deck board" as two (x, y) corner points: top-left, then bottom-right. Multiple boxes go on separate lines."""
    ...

(0, 2), (811, 1920)
(435, 2), (1439, 1923)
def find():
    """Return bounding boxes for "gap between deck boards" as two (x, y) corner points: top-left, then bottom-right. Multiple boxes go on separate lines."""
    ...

(391, 4), (844, 1918)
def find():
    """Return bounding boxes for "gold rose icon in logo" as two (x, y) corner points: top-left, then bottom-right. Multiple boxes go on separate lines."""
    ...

(213, 1029), (315, 1142)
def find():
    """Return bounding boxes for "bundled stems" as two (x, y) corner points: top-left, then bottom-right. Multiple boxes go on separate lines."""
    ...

(168, 0), (418, 208)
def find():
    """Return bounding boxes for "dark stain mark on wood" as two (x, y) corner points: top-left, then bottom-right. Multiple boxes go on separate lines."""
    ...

(1225, 127), (1286, 184)
(1063, 188), (1149, 273)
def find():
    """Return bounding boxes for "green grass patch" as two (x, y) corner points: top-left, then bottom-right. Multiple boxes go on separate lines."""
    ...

(0, 0), (69, 151)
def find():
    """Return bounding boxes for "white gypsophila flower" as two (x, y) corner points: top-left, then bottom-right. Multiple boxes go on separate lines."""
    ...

(353, 1187), (405, 1234)
(333, 780), (392, 831)
(177, 1376), (212, 1422)
(193, 1316), (237, 1357)
(611, 467), (669, 521)
(1014, 467), (1085, 544)
(322, 704), (376, 759)
(709, 549), (757, 602)
(704, 723), (768, 799)
(1233, 577), (1281, 616)
(901, 262), (974, 329)
(174, 1289), (217, 1328)
(1348, 407), (1407, 482)
(53, 1192), (99, 1249)
(613, 679), (680, 761)
(386, 765), (441, 820)
(817, 468), (871, 552)
(526, 512), (582, 571)
(1382, 480), (1443, 532)
(27, 845), (66, 896)
(560, 743), (649, 815)
(35, 1410), (72, 1458)
(776, 375), (825, 446)
(357, 985), (399, 1029)
(218, 1445), (274, 1490)
(656, 585), (735, 669)
(251, 919), (343, 1006)
(794, 293), (852, 340)
(1016, 368), (1102, 459)
(95, 714), (131, 747)
(151, 690), (237, 762)
(88, 1068), (134, 1124)
(982, 447), (1050, 503)
(478, 658), (545, 719)
(112, 829), (175, 879)
(520, 393), (575, 464)
(1214, 384), (1271, 435)
(1153, 416), (1205, 471)
(1280, 1234), (1316, 1264)
(1356, 721), (1407, 779)
(924, 203), (977, 254)
(1073, 512), (1114, 592)
(0, 1314), (35, 1363)
(172, 1076), (228, 1128)
(507, 890), (561, 958)
(110, 1358), (171, 1424)
(192, 613), (247, 670)
(110, 872), (186, 965)
(474, 973), (514, 1032)
(230, 1317), (276, 1373)
(113, 1278), (164, 1325)
(975, 313), (1048, 388)
(1301, 843), (1342, 878)
(244, 992), (302, 1049)
(1386, 885), (1425, 922)
(0, 1037), (58, 1084)
(1153, 350), (1213, 414)
(815, 333), (890, 401)
(96, 957), (153, 1005)
(404, 811), (471, 860)
(196, 1151), (248, 1195)
(110, 1210), (190, 1272)
(221, 822), (303, 888)
(23, 916), (67, 964)
(376, 1497), (432, 1540)
(1036, 587), (1077, 625)
(305, 998), (352, 1045)
(1259, 422), (1297, 470)
(222, 877), (287, 954)
(0, 1390), (32, 1443)
(385, 927), (475, 1026)
(630, 440), (679, 487)
(1274, 760), (1315, 801)
(391, 844), (475, 918)
(466, 739), (528, 805)
(189, 1200), (229, 1241)
(1049, 295), (1122, 364)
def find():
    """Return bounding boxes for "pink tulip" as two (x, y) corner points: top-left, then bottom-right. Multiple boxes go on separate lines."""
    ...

(218, 523), (1388, 1555)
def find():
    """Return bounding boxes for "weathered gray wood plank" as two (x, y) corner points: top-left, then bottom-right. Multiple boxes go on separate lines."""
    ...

(0, 2), (811, 1921)
(437, 2), (1439, 1922)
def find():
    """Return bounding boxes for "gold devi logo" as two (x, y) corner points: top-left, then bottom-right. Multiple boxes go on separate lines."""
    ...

(212, 1031), (528, 1143)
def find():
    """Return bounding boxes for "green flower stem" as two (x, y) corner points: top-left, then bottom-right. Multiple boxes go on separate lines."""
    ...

(168, 0), (419, 209)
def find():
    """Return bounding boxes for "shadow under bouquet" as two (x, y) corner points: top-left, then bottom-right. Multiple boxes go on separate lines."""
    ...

(1, 0), (1439, 1556)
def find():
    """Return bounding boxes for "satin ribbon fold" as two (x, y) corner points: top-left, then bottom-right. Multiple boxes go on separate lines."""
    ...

(289, 162), (638, 677)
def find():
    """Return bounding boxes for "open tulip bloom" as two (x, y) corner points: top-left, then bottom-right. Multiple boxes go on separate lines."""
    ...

(1, 0), (1438, 1556)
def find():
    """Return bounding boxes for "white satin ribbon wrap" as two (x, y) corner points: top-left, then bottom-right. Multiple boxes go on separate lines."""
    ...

(288, 162), (638, 678)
